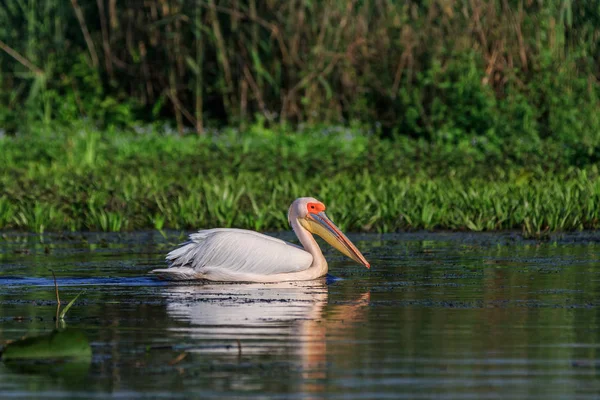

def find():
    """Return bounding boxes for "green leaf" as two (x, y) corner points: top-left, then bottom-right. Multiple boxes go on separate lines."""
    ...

(185, 56), (200, 75)
(251, 50), (275, 86)
(318, 76), (332, 100)
(2, 328), (92, 361)
(60, 290), (85, 320)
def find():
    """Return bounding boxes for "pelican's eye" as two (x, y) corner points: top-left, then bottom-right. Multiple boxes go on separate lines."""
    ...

(307, 202), (325, 214)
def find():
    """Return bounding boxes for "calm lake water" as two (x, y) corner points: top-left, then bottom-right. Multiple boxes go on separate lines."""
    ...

(1, 231), (600, 399)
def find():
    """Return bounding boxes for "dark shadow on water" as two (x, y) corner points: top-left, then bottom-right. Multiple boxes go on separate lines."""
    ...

(0, 276), (167, 287)
(0, 273), (343, 288)
(325, 273), (342, 285)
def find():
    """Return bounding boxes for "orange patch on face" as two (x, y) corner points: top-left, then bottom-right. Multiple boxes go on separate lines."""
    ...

(307, 202), (326, 214)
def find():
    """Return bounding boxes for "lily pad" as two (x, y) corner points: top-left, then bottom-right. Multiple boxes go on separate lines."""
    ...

(2, 328), (91, 361)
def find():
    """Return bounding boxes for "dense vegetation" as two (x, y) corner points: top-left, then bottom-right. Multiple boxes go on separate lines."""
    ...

(1, 126), (599, 236)
(1, 1), (599, 235)
(1, 1), (600, 152)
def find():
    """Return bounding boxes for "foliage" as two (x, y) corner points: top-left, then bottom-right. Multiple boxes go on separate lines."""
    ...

(1, 126), (599, 236)
(0, 0), (599, 145)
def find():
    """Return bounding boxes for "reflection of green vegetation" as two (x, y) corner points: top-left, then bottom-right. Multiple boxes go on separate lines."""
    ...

(2, 328), (91, 382)
(329, 240), (600, 398)
(3, 357), (91, 382)
(1, 128), (600, 235)
(2, 328), (91, 361)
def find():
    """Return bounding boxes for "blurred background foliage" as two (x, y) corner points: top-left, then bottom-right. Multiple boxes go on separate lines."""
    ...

(1, 0), (599, 150)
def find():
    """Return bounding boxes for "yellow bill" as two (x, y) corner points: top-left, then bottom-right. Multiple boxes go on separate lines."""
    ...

(300, 211), (370, 269)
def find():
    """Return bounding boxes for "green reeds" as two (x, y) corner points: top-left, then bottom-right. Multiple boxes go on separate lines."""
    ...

(0, 0), (598, 141)
(1, 128), (599, 235)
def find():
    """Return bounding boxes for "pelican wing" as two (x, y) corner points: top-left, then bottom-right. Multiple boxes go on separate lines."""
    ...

(152, 229), (313, 280)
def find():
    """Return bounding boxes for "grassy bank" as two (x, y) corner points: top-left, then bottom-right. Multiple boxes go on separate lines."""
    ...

(1, 126), (599, 237)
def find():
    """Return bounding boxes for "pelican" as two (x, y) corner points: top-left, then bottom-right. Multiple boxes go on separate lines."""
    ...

(150, 197), (370, 282)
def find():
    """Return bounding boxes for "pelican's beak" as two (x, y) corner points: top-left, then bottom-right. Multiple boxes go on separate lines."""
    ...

(301, 212), (370, 269)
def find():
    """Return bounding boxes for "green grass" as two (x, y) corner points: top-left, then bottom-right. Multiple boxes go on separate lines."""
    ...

(1, 126), (599, 237)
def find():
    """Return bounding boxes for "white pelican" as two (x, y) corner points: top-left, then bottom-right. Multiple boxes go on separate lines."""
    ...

(150, 197), (370, 282)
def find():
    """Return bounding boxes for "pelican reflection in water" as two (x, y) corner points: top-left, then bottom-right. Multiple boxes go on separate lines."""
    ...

(163, 281), (370, 392)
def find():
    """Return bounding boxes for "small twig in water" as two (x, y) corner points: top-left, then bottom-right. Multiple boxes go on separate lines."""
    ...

(168, 352), (188, 366)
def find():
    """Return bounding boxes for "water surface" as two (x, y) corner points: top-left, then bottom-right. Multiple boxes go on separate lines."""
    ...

(1, 231), (600, 399)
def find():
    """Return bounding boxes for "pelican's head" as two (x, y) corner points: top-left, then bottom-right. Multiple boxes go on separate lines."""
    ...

(288, 197), (370, 269)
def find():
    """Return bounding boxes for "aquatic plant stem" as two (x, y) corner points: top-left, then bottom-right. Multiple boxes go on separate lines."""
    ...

(51, 270), (61, 307)
(50, 269), (61, 328)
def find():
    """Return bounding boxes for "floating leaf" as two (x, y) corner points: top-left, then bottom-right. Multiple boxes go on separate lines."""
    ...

(2, 328), (91, 361)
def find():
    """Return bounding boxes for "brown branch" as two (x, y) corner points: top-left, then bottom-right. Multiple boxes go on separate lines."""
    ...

(240, 78), (248, 122)
(243, 65), (267, 115)
(280, 37), (364, 119)
(96, 0), (113, 77)
(514, 1), (528, 71)
(166, 89), (197, 128)
(391, 52), (408, 98)
(169, 69), (184, 135)
(332, 0), (358, 51)
(71, 0), (100, 68)
(0, 39), (43, 75)
(281, 53), (343, 121)
(108, 0), (117, 28)
(197, 1), (291, 64)
(51, 270), (61, 306)
(207, 0), (234, 115)
(469, 0), (489, 54)
(194, 4), (204, 135)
